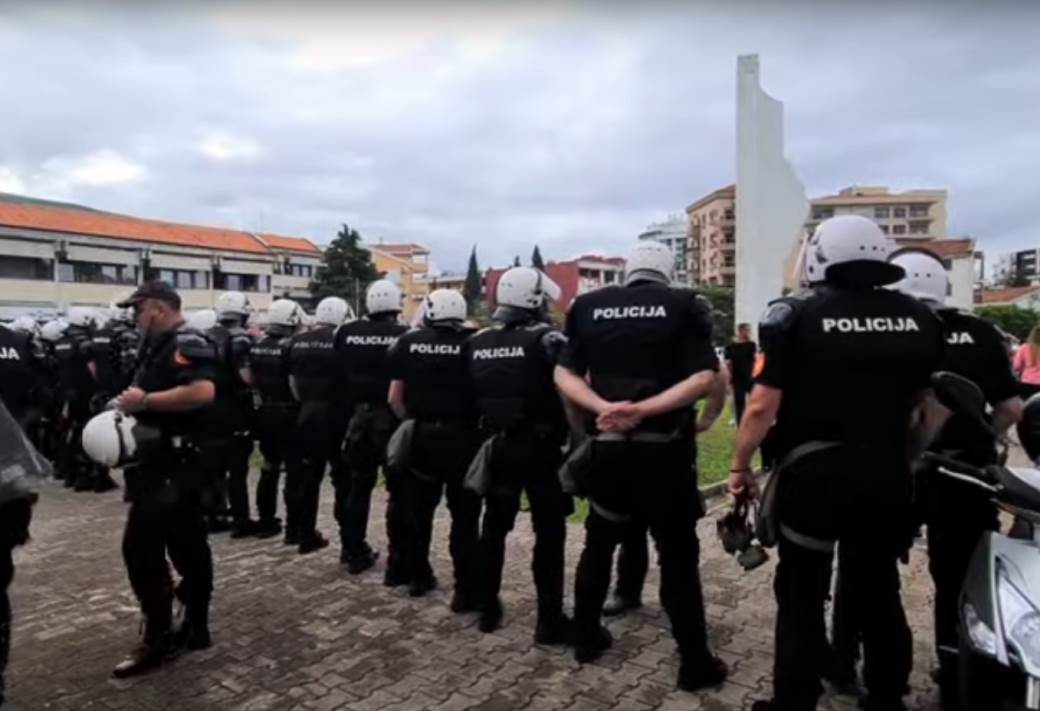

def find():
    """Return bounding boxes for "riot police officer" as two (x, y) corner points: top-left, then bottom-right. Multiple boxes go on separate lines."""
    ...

(100, 281), (217, 678)
(387, 289), (481, 602)
(54, 307), (103, 491)
(90, 302), (140, 403)
(465, 267), (573, 642)
(729, 216), (946, 711)
(889, 248), (1021, 709)
(286, 296), (351, 554)
(206, 292), (256, 538)
(36, 319), (68, 463)
(335, 280), (408, 576)
(555, 241), (727, 691)
(0, 457), (35, 708)
(0, 319), (47, 431)
(249, 299), (304, 540)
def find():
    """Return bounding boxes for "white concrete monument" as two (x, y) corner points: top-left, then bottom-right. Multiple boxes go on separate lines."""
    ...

(735, 54), (808, 330)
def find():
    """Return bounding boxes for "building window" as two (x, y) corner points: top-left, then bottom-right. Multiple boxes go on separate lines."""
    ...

(145, 268), (209, 290)
(908, 205), (929, 218)
(724, 229), (735, 244)
(892, 224), (907, 235)
(908, 221), (930, 235)
(0, 255), (53, 280)
(879, 225), (890, 234)
(893, 207), (907, 218)
(214, 272), (269, 293)
(874, 207), (890, 219)
(288, 264), (313, 278)
(724, 254), (735, 267)
(58, 259), (137, 285)
(811, 207), (834, 220)
(724, 209), (734, 221)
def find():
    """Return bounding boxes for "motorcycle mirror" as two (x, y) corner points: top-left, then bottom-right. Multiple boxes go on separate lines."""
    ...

(931, 371), (986, 419)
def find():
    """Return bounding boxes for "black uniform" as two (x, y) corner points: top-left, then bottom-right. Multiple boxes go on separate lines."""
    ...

(286, 323), (348, 552)
(90, 321), (139, 401)
(926, 308), (1019, 700)
(204, 323), (255, 533)
(387, 323), (481, 597)
(0, 326), (42, 427)
(53, 324), (100, 490)
(0, 495), (32, 707)
(559, 281), (718, 671)
(250, 329), (298, 535)
(122, 326), (217, 659)
(336, 315), (407, 570)
(466, 316), (572, 631)
(755, 285), (943, 711)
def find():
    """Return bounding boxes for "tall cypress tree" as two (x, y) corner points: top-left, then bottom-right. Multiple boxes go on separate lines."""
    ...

(463, 245), (482, 306)
(531, 245), (546, 271)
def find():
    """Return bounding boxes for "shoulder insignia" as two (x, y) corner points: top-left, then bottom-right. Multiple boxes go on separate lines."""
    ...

(760, 300), (797, 332)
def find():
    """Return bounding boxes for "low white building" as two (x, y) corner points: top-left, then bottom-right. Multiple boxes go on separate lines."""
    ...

(638, 216), (689, 285)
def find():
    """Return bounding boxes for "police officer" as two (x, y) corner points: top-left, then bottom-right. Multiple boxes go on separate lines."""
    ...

(103, 281), (217, 678)
(0, 467), (35, 708)
(286, 296), (352, 554)
(464, 267), (574, 641)
(54, 307), (103, 491)
(0, 319), (47, 431)
(335, 280), (408, 576)
(387, 289), (481, 601)
(90, 302), (140, 402)
(729, 216), (946, 711)
(889, 248), (1022, 709)
(249, 299), (304, 540)
(36, 319), (68, 463)
(555, 241), (727, 691)
(206, 292), (256, 538)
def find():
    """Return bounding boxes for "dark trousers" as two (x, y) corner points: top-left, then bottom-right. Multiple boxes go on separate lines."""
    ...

(403, 421), (481, 593)
(573, 440), (711, 661)
(122, 461), (213, 639)
(732, 381), (752, 424)
(477, 433), (569, 618)
(337, 404), (397, 557)
(772, 449), (912, 710)
(1, 545), (12, 704)
(293, 404), (346, 542)
(611, 521), (650, 604)
(225, 433), (254, 523)
(256, 405), (298, 525)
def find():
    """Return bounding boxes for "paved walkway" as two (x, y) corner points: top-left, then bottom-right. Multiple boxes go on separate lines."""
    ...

(6, 476), (944, 710)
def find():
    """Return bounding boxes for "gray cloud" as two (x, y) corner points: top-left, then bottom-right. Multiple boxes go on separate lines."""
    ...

(0, 1), (1037, 272)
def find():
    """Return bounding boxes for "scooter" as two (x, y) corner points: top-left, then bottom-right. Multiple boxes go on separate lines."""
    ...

(928, 372), (1040, 711)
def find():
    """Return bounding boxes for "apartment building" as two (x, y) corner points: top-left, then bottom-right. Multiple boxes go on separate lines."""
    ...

(638, 216), (690, 285)
(805, 185), (948, 244)
(367, 242), (431, 320)
(685, 185), (736, 287)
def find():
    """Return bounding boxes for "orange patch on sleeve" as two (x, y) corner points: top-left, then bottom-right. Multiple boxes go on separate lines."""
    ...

(752, 353), (766, 378)
(174, 351), (192, 367)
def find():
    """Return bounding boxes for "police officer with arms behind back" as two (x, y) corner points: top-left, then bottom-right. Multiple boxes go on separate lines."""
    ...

(554, 240), (728, 691)
(89, 281), (218, 678)
(729, 216), (947, 711)
(286, 296), (352, 555)
(249, 299), (305, 540)
(387, 289), (482, 603)
(465, 266), (574, 642)
(888, 248), (1022, 710)
(206, 292), (257, 538)
(335, 280), (408, 576)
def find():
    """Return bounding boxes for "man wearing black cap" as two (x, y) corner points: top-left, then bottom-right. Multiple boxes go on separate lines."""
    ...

(109, 281), (218, 678)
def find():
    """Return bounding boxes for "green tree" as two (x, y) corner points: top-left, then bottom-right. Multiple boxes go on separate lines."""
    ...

(463, 246), (482, 307)
(512, 255), (521, 267)
(975, 305), (1038, 340)
(310, 224), (381, 313)
(531, 245), (546, 271)
(699, 285), (735, 346)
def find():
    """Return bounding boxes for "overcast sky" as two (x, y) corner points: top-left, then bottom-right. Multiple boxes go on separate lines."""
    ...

(0, 1), (1036, 273)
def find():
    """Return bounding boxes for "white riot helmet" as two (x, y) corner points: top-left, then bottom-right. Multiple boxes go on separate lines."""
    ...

(423, 289), (467, 324)
(8, 316), (39, 335)
(496, 267), (562, 310)
(888, 249), (948, 306)
(215, 291), (250, 320)
(366, 280), (403, 316)
(67, 306), (99, 329)
(267, 299), (303, 328)
(802, 215), (904, 287)
(82, 410), (163, 467)
(625, 241), (674, 285)
(315, 296), (350, 326)
(186, 309), (217, 332)
(39, 319), (68, 342)
(108, 298), (134, 324)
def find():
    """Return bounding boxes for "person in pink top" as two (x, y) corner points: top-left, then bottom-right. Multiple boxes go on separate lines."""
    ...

(1013, 326), (1040, 397)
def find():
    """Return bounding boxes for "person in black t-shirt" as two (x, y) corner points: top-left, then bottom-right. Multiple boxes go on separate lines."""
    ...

(724, 323), (757, 424)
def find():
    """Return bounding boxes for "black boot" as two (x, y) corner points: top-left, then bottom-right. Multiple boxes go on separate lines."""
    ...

(573, 624), (613, 664)
(254, 518), (283, 539)
(94, 470), (120, 493)
(602, 591), (642, 617)
(173, 606), (212, 652)
(534, 613), (574, 645)
(450, 589), (479, 614)
(478, 598), (504, 632)
(230, 519), (259, 539)
(384, 566), (410, 588)
(342, 545), (379, 575)
(409, 573), (438, 598)
(298, 532), (329, 555)
(677, 654), (728, 692)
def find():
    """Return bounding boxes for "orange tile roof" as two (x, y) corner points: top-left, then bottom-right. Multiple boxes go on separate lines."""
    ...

(978, 285), (1040, 304)
(260, 233), (322, 254)
(374, 242), (430, 254)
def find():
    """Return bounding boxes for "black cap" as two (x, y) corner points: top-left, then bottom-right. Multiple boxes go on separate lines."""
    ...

(116, 281), (181, 310)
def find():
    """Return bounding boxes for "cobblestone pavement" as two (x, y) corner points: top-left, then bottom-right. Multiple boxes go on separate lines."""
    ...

(6, 476), (944, 711)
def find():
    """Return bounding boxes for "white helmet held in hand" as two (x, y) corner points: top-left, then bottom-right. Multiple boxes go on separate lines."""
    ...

(215, 291), (250, 319)
(67, 306), (99, 329)
(625, 241), (674, 285)
(423, 289), (467, 324)
(186, 309), (217, 332)
(8, 316), (39, 335)
(802, 215), (904, 287)
(496, 267), (562, 310)
(366, 280), (403, 315)
(39, 319), (68, 342)
(888, 249), (948, 305)
(315, 296), (350, 326)
(267, 298), (303, 328)
(82, 410), (163, 467)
